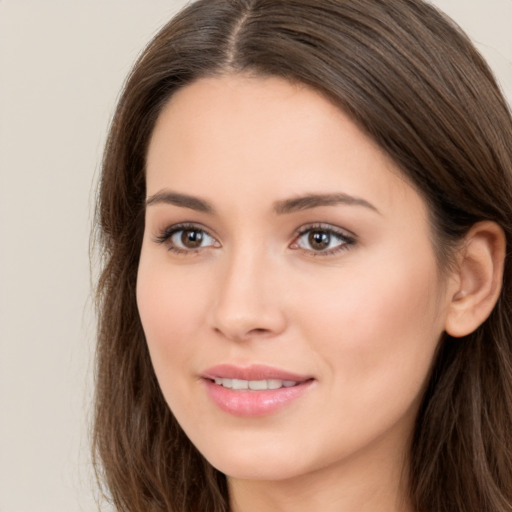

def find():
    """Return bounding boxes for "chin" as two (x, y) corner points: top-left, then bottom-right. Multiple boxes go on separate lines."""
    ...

(210, 456), (303, 482)
(195, 435), (316, 482)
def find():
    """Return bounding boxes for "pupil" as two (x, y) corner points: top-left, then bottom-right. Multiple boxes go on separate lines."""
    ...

(182, 229), (203, 248)
(309, 230), (330, 250)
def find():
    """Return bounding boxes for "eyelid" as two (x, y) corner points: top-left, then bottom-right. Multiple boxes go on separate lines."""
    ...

(293, 222), (356, 239)
(153, 222), (220, 253)
(152, 221), (355, 256)
(290, 223), (357, 255)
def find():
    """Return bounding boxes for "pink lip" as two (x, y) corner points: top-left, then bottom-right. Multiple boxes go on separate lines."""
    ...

(201, 364), (314, 417)
(202, 364), (311, 382)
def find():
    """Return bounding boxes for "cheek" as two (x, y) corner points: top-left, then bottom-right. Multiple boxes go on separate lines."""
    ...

(296, 249), (445, 413)
(136, 258), (213, 433)
(136, 254), (206, 379)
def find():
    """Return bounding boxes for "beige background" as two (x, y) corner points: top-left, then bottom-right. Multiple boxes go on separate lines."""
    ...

(0, 1), (511, 511)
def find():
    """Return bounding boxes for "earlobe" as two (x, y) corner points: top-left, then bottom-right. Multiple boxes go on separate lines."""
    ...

(444, 221), (506, 338)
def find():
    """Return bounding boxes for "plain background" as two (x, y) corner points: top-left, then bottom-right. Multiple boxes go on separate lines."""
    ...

(0, 1), (511, 511)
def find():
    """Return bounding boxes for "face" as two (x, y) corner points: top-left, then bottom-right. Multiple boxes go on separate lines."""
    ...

(137, 74), (454, 484)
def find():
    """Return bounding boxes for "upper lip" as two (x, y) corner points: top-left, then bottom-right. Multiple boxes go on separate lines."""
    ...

(202, 364), (312, 382)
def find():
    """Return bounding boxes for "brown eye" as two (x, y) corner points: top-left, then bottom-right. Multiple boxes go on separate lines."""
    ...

(165, 226), (217, 252)
(308, 230), (331, 251)
(294, 226), (354, 254)
(181, 229), (204, 248)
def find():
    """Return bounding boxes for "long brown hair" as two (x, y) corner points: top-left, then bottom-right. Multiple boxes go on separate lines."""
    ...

(93, 1), (512, 511)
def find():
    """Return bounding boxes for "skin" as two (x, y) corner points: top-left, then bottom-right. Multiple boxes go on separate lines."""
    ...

(137, 74), (461, 512)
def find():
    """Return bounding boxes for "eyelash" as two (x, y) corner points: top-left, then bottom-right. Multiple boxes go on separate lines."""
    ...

(153, 223), (219, 255)
(291, 223), (356, 256)
(153, 222), (356, 256)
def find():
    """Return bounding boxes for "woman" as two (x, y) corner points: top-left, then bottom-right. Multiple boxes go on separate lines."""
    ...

(93, 1), (512, 511)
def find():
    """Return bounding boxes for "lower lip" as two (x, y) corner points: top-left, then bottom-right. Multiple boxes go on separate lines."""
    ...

(203, 379), (314, 417)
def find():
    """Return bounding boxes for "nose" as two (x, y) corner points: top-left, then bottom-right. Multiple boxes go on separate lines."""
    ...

(209, 246), (287, 342)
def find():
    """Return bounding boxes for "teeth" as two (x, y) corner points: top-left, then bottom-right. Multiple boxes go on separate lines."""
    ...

(248, 380), (267, 390)
(232, 379), (249, 390)
(267, 379), (282, 390)
(213, 378), (298, 390)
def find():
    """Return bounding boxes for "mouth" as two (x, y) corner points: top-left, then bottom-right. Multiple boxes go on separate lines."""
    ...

(201, 364), (315, 417)
(210, 377), (302, 391)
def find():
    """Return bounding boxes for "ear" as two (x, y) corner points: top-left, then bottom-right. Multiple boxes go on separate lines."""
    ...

(444, 221), (506, 338)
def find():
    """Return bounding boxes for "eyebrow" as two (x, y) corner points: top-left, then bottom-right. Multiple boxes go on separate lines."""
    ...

(145, 190), (379, 215)
(145, 191), (214, 213)
(273, 193), (380, 215)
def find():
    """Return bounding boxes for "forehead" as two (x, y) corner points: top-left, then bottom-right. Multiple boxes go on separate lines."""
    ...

(145, 74), (423, 220)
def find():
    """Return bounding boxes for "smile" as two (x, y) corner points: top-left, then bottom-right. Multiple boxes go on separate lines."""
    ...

(213, 378), (298, 390)
(201, 364), (314, 417)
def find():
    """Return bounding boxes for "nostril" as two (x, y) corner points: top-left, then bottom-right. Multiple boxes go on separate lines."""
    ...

(249, 328), (270, 335)
(213, 325), (275, 342)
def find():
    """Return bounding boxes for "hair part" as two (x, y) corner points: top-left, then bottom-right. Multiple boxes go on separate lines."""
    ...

(93, 1), (512, 511)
